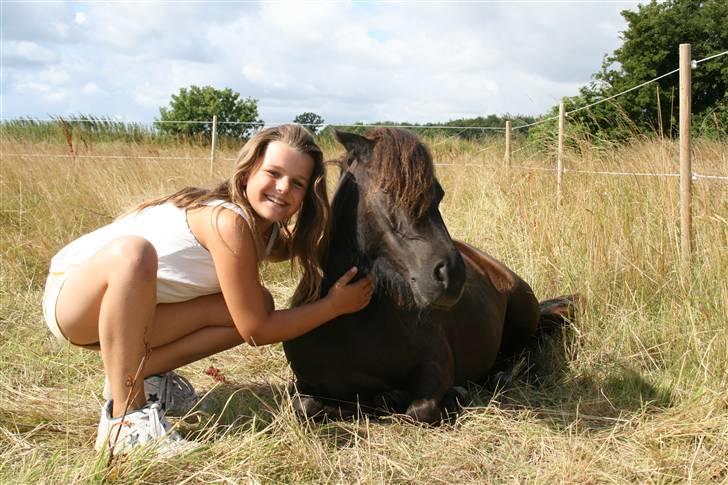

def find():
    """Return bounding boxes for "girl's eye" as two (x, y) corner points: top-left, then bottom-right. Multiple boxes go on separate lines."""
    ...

(266, 170), (280, 177)
(293, 181), (305, 189)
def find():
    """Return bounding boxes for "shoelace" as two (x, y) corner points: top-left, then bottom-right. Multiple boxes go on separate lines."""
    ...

(147, 403), (166, 439)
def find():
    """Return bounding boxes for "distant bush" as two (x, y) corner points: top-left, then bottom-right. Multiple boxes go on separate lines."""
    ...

(293, 112), (325, 135)
(157, 85), (263, 141)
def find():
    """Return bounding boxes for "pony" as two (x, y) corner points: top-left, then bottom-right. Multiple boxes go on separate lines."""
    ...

(283, 128), (579, 424)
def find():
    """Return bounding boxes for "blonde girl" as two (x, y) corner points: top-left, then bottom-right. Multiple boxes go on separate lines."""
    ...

(41, 124), (373, 454)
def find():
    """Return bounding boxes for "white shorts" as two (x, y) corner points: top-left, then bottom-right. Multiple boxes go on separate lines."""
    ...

(42, 272), (69, 344)
(42, 271), (100, 349)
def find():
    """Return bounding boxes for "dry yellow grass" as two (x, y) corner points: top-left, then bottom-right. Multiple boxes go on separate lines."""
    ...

(1, 132), (726, 483)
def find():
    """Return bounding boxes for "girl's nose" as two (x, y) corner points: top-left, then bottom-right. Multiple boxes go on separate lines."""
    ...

(276, 178), (290, 193)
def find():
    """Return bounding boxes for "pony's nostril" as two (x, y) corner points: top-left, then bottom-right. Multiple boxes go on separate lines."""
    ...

(434, 260), (448, 285)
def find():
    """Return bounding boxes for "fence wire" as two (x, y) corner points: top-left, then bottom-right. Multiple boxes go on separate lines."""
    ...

(2, 50), (727, 182)
(4, 152), (726, 182)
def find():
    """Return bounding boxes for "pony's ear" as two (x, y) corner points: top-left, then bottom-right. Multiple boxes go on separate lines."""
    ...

(331, 128), (374, 160)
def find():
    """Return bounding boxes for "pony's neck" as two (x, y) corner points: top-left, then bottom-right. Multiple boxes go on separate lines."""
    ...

(326, 171), (414, 309)
(324, 175), (371, 291)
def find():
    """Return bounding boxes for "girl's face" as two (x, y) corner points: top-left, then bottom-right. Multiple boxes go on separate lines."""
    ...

(246, 141), (314, 224)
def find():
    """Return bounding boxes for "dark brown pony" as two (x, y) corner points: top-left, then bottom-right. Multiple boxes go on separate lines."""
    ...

(283, 128), (579, 424)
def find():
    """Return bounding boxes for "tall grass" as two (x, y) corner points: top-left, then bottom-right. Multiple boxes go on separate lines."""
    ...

(1, 116), (253, 151)
(1, 130), (726, 483)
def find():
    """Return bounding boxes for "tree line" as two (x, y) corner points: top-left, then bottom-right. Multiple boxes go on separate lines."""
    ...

(157, 1), (726, 144)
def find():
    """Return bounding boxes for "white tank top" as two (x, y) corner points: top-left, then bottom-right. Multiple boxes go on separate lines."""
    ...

(49, 200), (278, 303)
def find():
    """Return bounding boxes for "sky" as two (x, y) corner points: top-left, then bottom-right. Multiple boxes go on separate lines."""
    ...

(1, 1), (644, 126)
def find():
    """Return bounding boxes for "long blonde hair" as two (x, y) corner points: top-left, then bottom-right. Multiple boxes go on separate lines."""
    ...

(134, 124), (330, 304)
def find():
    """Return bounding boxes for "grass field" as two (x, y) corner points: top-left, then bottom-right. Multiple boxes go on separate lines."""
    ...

(1, 130), (726, 483)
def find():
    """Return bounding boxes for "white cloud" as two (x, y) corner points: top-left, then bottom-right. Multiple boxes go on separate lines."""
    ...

(1, 2), (80, 43)
(2, 0), (644, 123)
(82, 82), (101, 94)
(43, 66), (71, 85)
(3, 41), (58, 65)
(14, 79), (68, 103)
(242, 63), (267, 84)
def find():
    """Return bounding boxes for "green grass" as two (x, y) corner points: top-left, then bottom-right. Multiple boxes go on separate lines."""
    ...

(1, 132), (726, 483)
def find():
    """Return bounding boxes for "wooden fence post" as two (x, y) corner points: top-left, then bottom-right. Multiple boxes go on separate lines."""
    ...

(504, 120), (512, 167)
(209, 115), (218, 178)
(679, 43), (692, 268)
(557, 101), (565, 206)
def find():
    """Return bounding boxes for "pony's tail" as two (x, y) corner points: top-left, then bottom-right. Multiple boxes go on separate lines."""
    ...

(537, 294), (584, 336)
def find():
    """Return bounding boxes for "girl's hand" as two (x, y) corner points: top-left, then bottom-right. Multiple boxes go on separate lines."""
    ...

(325, 267), (374, 315)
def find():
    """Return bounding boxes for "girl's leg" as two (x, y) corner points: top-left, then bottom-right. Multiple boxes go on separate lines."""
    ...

(56, 236), (158, 417)
(58, 246), (273, 414)
(145, 326), (242, 376)
(142, 289), (274, 376)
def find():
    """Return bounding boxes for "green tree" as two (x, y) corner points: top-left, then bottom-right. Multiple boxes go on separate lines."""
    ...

(543, 0), (728, 141)
(157, 85), (263, 140)
(293, 112), (325, 134)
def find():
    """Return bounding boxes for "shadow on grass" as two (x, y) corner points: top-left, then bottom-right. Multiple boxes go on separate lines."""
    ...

(468, 335), (674, 432)
(179, 380), (369, 450)
(178, 381), (286, 438)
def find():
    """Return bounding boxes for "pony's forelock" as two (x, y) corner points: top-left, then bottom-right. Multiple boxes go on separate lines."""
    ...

(364, 128), (436, 221)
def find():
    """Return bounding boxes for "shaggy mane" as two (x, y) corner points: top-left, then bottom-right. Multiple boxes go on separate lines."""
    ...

(364, 128), (436, 221)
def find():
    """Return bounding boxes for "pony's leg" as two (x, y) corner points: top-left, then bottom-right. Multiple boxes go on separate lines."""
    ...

(292, 398), (356, 422)
(497, 276), (541, 357)
(404, 358), (454, 424)
(372, 389), (412, 414)
(441, 386), (469, 416)
(288, 383), (362, 421)
(405, 388), (468, 425)
(289, 389), (325, 420)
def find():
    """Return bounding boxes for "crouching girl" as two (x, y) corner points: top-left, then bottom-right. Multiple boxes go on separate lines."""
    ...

(41, 124), (373, 455)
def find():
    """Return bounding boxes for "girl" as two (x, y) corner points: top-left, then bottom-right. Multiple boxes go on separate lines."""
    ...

(41, 124), (373, 455)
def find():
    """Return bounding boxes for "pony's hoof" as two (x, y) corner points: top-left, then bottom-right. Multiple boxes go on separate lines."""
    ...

(291, 393), (324, 420)
(372, 389), (411, 414)
(489, 370), (514, 389)
(441, 386), (469, 422)
(288, 383), (324, 420)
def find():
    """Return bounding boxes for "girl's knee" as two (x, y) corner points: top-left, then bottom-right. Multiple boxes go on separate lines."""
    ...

(106, 237), (157, 281)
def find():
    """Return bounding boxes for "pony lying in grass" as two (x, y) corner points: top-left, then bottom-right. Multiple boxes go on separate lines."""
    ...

(283, 128), (580, 424)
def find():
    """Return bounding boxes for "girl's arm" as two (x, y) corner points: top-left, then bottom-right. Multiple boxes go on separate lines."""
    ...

(201, 209), (372, 346)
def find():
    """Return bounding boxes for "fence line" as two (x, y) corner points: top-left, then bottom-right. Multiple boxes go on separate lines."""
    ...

(5, 151), (726, 181)
(510, 164), (728, 181)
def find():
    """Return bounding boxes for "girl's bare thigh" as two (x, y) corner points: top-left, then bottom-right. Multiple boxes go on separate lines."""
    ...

(55, 236), (158, 346)
(55, 236), (272, 349)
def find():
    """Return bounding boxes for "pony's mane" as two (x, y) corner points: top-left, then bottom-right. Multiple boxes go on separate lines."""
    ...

(364, 128), (436, 221)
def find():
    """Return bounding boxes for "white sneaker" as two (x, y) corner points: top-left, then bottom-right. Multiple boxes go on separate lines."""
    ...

(95, 400), (197, 456)
(102, 371), (198, 416)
